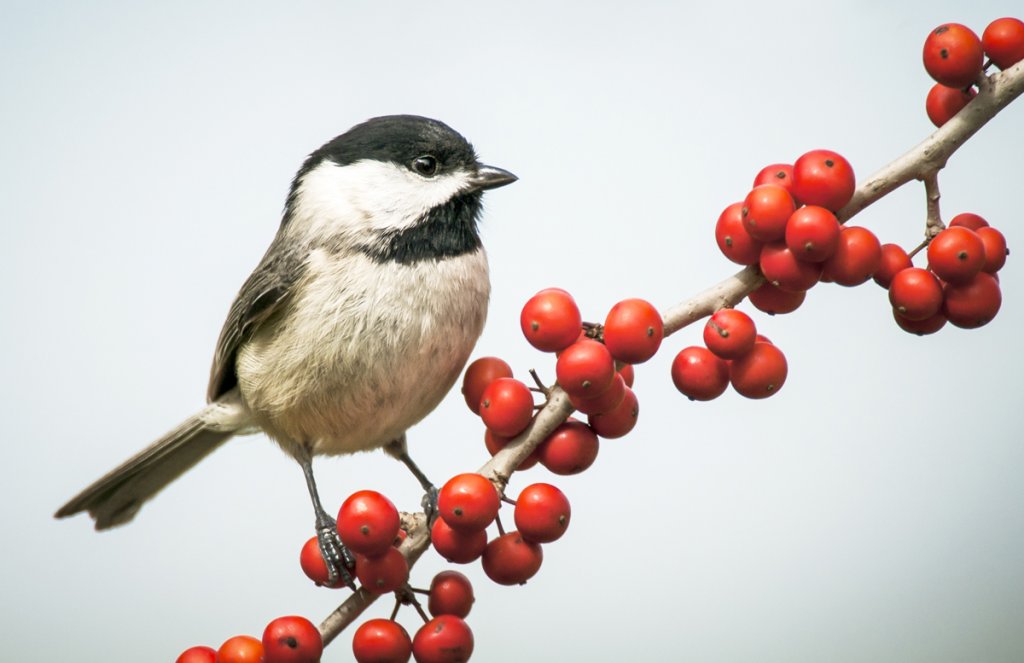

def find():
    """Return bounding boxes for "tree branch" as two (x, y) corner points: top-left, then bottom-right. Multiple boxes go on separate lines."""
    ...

(316, 58), (1024, 647)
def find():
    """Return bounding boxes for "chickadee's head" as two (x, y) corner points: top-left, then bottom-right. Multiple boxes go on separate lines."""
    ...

(284, 115), (516, 263)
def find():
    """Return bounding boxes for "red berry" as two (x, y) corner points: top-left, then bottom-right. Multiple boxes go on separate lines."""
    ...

(569, 372), (626, 415)
(618, 363), (635, 388)
(983, 17), (1024, 69)
(481, 532), (544, 585)
(821, 226), (882, 286)
(520, 288), (582, 352)
(747, 281), (806, 315)
(949, 212), (989, 231)
(352, 619), (412, 663)
(742, 184), (796, 242)
(555, 339), (616, 397)
(603, 298), (663, 363)
(337, 490), (401, 558)
(975, 227), (1008, 273)
(430, 517), (487, 564)
(759, 241), (823, 292)
(792, 149), (856, 212)
(217, 636), (264, 663)
(888, 268), (944, 321)
(671, 346), (729, 401)
(752, 163), (797, 202)
(925, 83), (976, 127)
(412, 616), (474, 663)
(484, 429), (539, 470)
(535, 419), (600, 475)
(428, 570), (475, 619)
(587, 387), (638, 439)
(893, 309), (947, 336)
(176, 646), (216, 663)
(784, 205), (841, 262)
(927, 226), (986, 285)
(438, 473), (500, 533)
(299, 535), (347, 588)
(923, 23), (984, 88)
(262, 616), (323, 663)
(514, 483), (571, 544)
(715, 201), (764, 265)
(461, 357), (512, 415)
(703, 309), (757, 360)
(479, 377), (534, 437)
(942, 272), (1002, 328)
(730, 342), (787, 399)
(355, 548), (409, 594)
(874, 243), (913, 288)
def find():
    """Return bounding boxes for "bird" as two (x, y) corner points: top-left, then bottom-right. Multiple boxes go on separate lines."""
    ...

(55, 114), (517, 584)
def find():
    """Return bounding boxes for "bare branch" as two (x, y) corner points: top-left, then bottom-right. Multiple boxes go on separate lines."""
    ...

(838, 60), (1024, 222)
(315, 58), (1024, 648)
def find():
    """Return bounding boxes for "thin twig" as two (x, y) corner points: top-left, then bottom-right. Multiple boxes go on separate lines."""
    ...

(923, 172), (944, 240)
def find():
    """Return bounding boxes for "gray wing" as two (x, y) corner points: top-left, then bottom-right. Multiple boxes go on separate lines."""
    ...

(207, 235), (307, 402)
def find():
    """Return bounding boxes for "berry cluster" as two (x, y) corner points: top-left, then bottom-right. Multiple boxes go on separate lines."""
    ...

(671, 310), (786, 401)
(882, 214), (1007, 334)
(924, 18), (1024, 127)
(175, 615), (322, 663)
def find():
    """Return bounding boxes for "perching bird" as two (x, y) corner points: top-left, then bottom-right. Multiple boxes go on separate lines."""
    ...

(56, 115), (516, 584)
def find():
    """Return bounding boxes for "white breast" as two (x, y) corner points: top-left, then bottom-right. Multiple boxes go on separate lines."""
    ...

(235, 247), (490, 456)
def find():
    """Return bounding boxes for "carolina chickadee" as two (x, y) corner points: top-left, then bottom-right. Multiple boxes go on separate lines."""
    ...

(56, 115), (517, 583)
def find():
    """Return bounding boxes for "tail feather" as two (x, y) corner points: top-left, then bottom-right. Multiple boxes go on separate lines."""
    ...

(55, 410), (235, 530)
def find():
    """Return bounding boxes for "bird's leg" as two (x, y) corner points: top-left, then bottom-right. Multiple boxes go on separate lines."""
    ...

(296, 446), (355, 589)
(385, 436), (438, 523)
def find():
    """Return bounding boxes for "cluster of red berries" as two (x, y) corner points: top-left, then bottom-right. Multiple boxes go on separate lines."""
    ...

(715, 148), (865, 288)
(877, 214), (1007, 334)
(924, 17), (1024, 127)
(432, 473), (570, 586)
(348, 569), (477, 663)
(672, 309), (787, 401)
(291, 487), (479, 662)
(175, 615), (322, 663)
(463, 287), (660, 464)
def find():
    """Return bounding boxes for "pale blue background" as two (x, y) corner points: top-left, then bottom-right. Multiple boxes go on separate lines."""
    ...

(2, 1), (1023, 661)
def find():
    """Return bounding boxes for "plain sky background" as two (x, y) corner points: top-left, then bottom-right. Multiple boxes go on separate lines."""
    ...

(3, 2), (1023, 661)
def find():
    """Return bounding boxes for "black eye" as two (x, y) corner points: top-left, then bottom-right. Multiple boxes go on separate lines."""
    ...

(412, 155), (439, 177)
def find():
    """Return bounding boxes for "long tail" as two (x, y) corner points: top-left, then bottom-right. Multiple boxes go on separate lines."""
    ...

(55, 401), (245, 530)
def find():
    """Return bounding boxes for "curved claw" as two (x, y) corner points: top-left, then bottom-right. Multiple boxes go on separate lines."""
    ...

(316, 515), (356, 589)
(421, 485), (440, 526)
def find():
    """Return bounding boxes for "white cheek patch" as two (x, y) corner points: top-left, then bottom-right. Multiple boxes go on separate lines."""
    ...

(288, 159), (471, 240)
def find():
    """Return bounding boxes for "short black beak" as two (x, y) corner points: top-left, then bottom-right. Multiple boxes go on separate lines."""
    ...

(469, 164), (518, 191)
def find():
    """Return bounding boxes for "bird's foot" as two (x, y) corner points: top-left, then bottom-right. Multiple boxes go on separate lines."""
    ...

(421, 485), (439, 525)
(316, 514), (356, 589)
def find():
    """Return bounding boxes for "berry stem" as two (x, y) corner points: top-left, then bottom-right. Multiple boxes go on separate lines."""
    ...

(922, 171), (945, 241)
(528, 368), (551, 397)
(907, 238), (930, 260)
